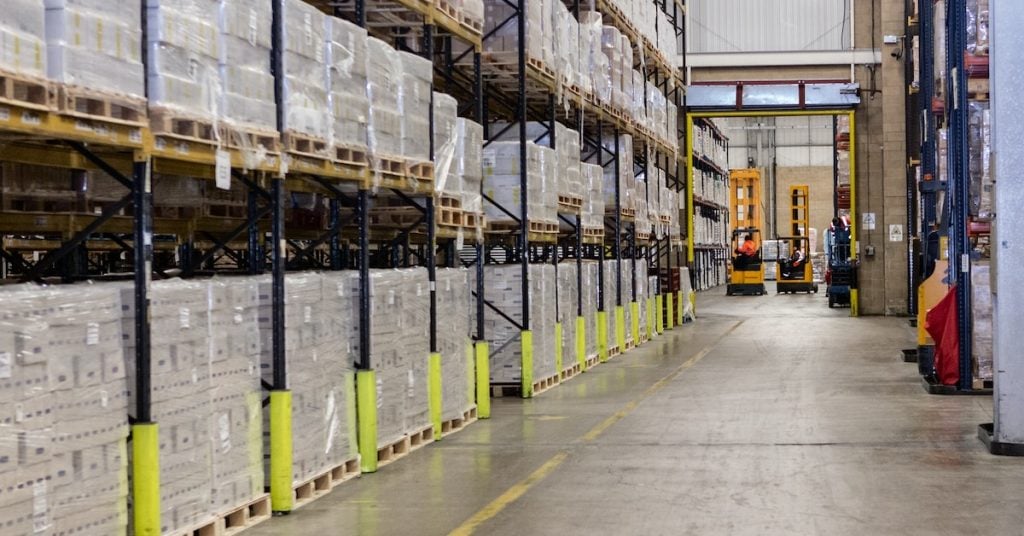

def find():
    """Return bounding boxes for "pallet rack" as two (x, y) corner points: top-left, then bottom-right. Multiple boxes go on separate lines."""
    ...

(909, 0), (990, 395)
(0, 0), (693, 533)
(686, 116), (729, 291)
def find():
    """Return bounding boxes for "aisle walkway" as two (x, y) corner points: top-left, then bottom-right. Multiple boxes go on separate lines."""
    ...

(249, 288), (1024, 535)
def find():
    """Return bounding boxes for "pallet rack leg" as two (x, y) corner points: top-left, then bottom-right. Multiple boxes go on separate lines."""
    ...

(269, 390), (293, 512)
(357, 370), (379, 472)
(576, 316), (587, 372)
(655, 294), (664, 334)
(474, 342), (491, 419)
(429, 353), (443, 438)
(667, 292), (675, 329)
(132, 423), (161, 535)
(521, 330), (534, 398)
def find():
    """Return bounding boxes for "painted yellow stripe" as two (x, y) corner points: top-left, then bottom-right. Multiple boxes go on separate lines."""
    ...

(448, 320), (745, 535)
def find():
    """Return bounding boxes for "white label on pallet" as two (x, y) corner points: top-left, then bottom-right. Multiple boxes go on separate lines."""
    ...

(218, 412), (232, 453)
(14, 403), (24, 423)
(100, 390), (108, 408)
(0, 107), (9, 121)
(304, 305), (312, 324)
(21, 112), (40, 125)
(32, 480), (48, 534)
(129, 129), (142, 143)
(215, 149), (231, 190)
(86, 322), (100, 345)
(407, 370), (415, 398)
(0, 352), (10, 378)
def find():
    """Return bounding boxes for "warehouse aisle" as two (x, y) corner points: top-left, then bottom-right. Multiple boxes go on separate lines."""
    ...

(248, 290), (1024, 536)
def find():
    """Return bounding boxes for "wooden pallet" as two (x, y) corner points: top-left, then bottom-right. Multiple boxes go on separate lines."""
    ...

(372, 155), (407, 181)
(639, 332), (650, 344)
(557, 194), (584, 214)
(204, 203), (247, 219)
(335, 144), (368, 167)
(968, 77), (989, 101)
(463, 211), (485, 229)
(624, 338), (636, 350)
(292, 458), (361, 510)
(0, 70), (54, 110)
(150, 108), (217, 143)
(461, 13), (484, 35)
(635, 231), (651, 242)
(532, 372), (560, 395)
(167, 494), (271, 536)
(608, 345), (621, 357)
(223, 125), (281, 153)
(486, 219), (559, 235)
(406, 159), (434, 181)
(441, 407), (478, 436)
(57, 85), (146, 125)
(377, 425), (435, 468)
(284, 131), (330, 158)
(560, 362), (582, 381)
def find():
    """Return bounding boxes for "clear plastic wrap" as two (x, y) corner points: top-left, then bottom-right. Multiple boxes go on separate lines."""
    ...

(398, 51), (432, 163)
(352, 269), (430, 447)
(433, 92), (460, 197)
(601, 25), (623, 108)
(557, 262), (578, 372)
(475, 264), (556, 383)
(580, 12), (610, 103)
(972, 262), (993, 381)
(581, 162), (605, 229)
(576, 10), (593, 95)
(456, 118), (484, 213)
(146, 0), (221, 119)
(122, 279), (213, 534)
(326, 15), (369, 150)
(219, 0), (276, 132)
(619, 33), (633, 112)
(436, 268), (474, 421)
(1, 1), (47, 78)
(260, 273), (356, 487)
(458, 0), (485, 30)
(365, 37), (403, 162)
(45, 0), (145, 97)
(968, 100), (992, 220)
(482, 140), (556, 225)
(602, 259), (619, 345)
(602, 133), (634, 213)
(581, 261), (598, 359)
(281, 0), (330, 142)
(0, 283), (129, 536)
(481, 0), (545, 65)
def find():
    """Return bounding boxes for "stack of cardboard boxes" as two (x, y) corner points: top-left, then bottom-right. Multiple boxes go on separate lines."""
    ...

(436, 268), (474, 422)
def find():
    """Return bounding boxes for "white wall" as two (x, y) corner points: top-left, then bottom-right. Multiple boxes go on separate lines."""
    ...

(689, 0), (853, 53)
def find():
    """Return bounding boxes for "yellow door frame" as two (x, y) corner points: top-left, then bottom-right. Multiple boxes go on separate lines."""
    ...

(686, 110), (858, 311)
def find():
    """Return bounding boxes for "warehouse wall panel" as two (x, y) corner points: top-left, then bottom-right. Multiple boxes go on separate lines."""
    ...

(690, 0), (852, 53)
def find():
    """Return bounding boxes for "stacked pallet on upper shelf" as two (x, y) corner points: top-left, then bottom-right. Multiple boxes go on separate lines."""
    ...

(425, 93), (486, 236)
(581, 162), (606, 241)
(481, 137), (559, 238)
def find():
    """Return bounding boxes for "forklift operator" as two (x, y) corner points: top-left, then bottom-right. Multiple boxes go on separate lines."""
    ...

(734, 234), (758, 269)
(736, 234), (758, 257)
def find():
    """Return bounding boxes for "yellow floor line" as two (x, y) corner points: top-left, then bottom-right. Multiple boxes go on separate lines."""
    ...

(448, 321), (745, 536)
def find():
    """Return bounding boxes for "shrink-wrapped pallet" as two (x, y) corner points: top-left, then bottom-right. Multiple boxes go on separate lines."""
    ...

(436, 268), (474, 421)
(326, 15), (369, 152)
(281, 0), (330, 144)
(482, 141), (557, 226)
(552, 1), (575, 89)
(45, 0), (145, 97)
(601, 26), (623, 109)
(349, 269), (430, 447)
(366, 37), (403, 161)
(576, 9), (594, 94)
(581, 261), (599, 359)
(581, 162), (605, 230)
(122, 279), (213, 534)
(600, 134), (635, 215)
(433, 92), (460, 198)
(481, 0), (546, 66)
(636, 261), (648, 334)
(456, 118), (484, 215)
(2, 1), (46, 78)
(557, 262), (578, 373)
(602, 259), (620, 348)
(0, 284), (129, 536)
(619, 34), (633, 112)
(219, 0), (276, 132)
(146, 0), (221, 121)
(476, 264), (556, 384)
(260, 273), (356, 487)
(399, 51), (432, 163)
(581, 12), (610, 103)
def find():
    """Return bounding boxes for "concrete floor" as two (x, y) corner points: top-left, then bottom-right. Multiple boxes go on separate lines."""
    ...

(248, 285), (1024, 535)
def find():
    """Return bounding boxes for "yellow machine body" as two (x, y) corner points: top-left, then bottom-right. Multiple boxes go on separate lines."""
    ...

(777, 185), (819, 294)
(727, 169), (766, 296)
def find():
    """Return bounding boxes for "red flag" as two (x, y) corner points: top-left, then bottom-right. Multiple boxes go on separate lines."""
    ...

(925, 285), (960, 386)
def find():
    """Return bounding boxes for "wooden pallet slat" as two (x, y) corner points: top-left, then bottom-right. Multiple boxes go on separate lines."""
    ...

(150, 108), (217, 143)
(292, 457), (361, 510)
(57, 85), (146, 126)
(0, 70), (54, 110)
(377, 425), (435, 468)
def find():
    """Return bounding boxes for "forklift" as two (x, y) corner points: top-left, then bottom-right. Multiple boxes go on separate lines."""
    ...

(727, 228), (766, 295)
(825, 216), (857, 308)
(777, 185), (818, 294)
(726, 169), (766, 296)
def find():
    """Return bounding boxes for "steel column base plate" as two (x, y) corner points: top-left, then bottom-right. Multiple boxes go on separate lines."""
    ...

(921, 375), (992, 396)
(901, 349), (918, 363)
(978, 423), (1024, 456)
